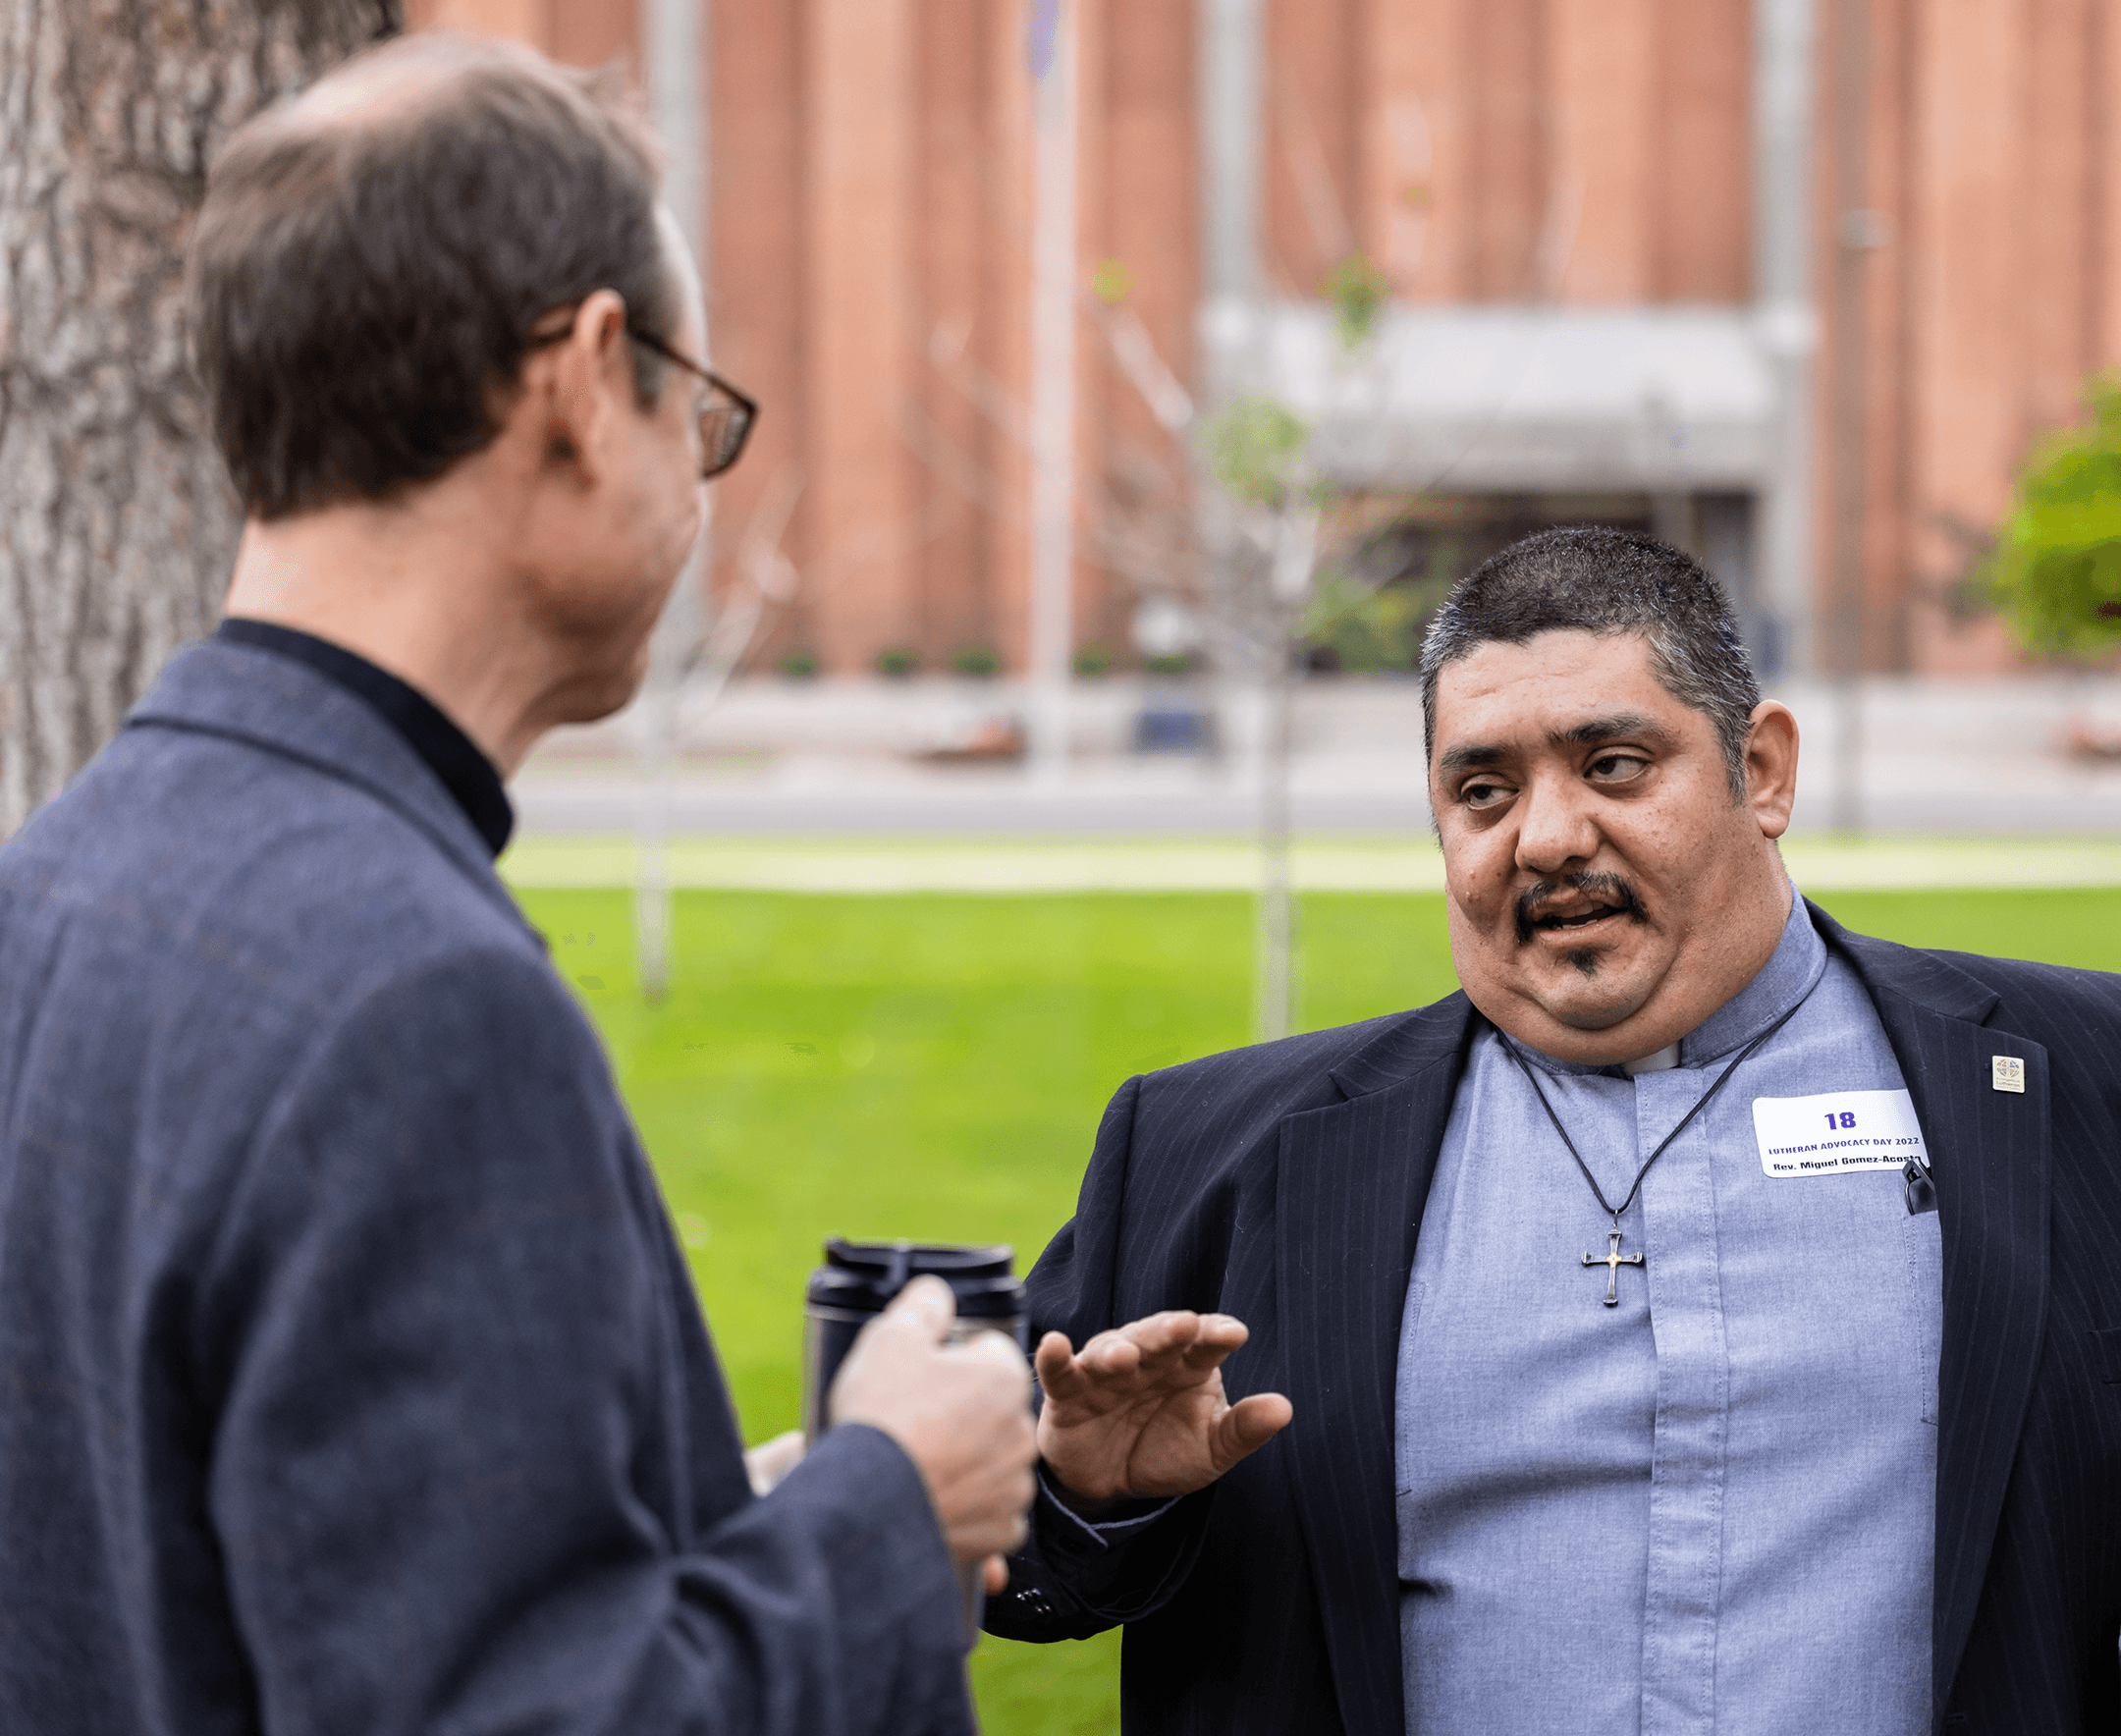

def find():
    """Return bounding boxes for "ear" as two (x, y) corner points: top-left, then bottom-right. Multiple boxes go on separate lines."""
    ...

(517, 289), (633, 488)
(1743, 701), (1800, 839)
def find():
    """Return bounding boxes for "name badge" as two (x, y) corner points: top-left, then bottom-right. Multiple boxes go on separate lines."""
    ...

(1752, 1088), (1929, 1178)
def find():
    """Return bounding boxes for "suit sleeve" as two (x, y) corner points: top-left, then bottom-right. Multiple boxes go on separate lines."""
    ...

(193, 947), (973, 1736)
(982, 1075), (1217, 1643)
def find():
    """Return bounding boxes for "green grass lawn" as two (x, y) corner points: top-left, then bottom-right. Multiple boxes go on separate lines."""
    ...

(515, 884), (2121, 1733)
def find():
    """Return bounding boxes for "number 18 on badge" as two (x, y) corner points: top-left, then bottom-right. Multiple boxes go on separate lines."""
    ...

(1752, 1088), (1930, 1177)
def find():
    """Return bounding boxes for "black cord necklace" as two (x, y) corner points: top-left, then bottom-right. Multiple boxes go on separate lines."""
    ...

(1499, 997), (1806, 1306)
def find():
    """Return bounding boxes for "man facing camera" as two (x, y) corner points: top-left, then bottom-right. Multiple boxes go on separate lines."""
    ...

(0, 34), (1034, 1736)
(999, 528), (2121, 1733)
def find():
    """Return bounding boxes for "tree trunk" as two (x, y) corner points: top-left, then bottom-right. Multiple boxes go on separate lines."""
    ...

(0, 0), (398, 838)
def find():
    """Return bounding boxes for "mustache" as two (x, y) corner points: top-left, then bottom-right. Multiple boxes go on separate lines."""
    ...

(1513, 872), (1650, 945)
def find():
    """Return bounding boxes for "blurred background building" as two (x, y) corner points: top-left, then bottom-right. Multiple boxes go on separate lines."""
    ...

(410, 0), (2121, 688)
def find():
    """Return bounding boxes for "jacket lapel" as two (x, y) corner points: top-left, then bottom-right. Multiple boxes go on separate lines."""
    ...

(1275, 996), (1476, 1736)
(1812, 906), (2051, 1726)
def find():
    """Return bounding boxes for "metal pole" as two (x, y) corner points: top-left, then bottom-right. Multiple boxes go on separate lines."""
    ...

(1197, 0), (1261, 726)
(1256, 655), (1296, 1038)
(1826, 0), (1873, 833)
(1028, 3), (1078, 785)
(1753, 0), (1820, 679)
(636, 0), (709, 998)
(1199, 0), (1261, 322)
(1195, 0), (1263, 732)
(1196, 0), (1263, 434)
(1256, 507), (1316, 1041)
(1196, 0), (1285, 1038)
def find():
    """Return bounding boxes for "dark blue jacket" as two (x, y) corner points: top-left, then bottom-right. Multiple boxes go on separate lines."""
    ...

(991, 903), (2121, 1735)
(0, 641), (972, 1735)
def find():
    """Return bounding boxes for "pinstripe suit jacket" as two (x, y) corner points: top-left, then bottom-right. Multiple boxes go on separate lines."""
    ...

(989, 902), (2121, 1735)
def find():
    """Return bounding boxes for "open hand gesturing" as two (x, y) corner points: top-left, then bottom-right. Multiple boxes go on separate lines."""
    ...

(1033, 1311), (1292, 1513)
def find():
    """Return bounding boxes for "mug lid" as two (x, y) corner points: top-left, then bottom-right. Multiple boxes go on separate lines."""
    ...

(806, 1237), (1024, 1318)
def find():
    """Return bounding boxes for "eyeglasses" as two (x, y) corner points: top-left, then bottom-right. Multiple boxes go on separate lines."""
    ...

(523, 315), (758, 480)
(623, 324), (758, 479)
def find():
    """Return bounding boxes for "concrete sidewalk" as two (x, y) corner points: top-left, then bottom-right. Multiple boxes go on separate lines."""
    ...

(500, 833), (2121, 893)
(513, 672), (2121, 839)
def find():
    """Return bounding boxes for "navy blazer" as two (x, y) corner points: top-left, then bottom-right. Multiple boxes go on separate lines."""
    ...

(0, 641), (973, 1735)
(991, 902), (2121, 1734)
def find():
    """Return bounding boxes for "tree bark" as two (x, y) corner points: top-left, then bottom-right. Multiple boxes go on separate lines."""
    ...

(0, 0), (398, 837)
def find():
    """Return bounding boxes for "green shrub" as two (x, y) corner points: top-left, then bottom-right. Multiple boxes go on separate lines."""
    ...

(778, 648), (819, 679)
(1071, 645), (1114, 678)
(1143, 653), (1192, 678)
(875, 647), (919, 678)
(1301, 572), (1423, 674)
(1984, 372), (2121, 660)
(951, 646), (1002, 678)
(1322, 253), (1390, 353)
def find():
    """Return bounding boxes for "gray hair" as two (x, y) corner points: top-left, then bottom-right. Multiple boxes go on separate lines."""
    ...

(1418, 526), (1763, 802)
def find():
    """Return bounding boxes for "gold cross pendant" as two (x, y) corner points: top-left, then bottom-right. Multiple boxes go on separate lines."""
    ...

(1581, 1227), (1645, 1307)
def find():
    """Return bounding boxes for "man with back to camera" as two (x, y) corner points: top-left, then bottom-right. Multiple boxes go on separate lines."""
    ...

(0, 33), (1042, 1735)
(994, 527), (2121, 1731)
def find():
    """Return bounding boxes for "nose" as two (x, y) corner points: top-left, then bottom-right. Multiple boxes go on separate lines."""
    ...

(1512, 769), (1602, 878)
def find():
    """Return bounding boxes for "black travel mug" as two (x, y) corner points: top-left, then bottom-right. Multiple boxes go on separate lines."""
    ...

(802, 1238), (1029, 1643)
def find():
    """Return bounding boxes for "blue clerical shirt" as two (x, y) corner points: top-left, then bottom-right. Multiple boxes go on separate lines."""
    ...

(1396, 892), (1940, 1734)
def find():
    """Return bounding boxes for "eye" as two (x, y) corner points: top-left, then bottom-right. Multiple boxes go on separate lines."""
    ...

(1460, 779), (1513, 810)
(1587, 752), (1650, 784)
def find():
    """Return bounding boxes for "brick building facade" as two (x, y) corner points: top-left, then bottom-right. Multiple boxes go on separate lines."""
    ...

(408, 0), (2121, 678)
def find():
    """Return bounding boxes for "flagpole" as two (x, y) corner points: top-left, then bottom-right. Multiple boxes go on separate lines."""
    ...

(636, 0), (708, 998)
(1028, 0), (1076, 786)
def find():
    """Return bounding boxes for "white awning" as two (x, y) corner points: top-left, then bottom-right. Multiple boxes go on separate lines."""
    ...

(1224, 302), (1784, 494)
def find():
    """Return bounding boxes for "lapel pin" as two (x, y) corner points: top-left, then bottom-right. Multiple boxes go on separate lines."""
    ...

(1991, 1055), (2025, 1094)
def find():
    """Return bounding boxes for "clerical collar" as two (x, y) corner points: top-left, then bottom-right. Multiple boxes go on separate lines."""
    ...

(214, 619), (514, 858)
(1513, 892), (1825, 1078)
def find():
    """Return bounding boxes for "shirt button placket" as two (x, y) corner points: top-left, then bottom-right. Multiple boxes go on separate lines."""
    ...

(1635, 1070), (1729, 1736)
